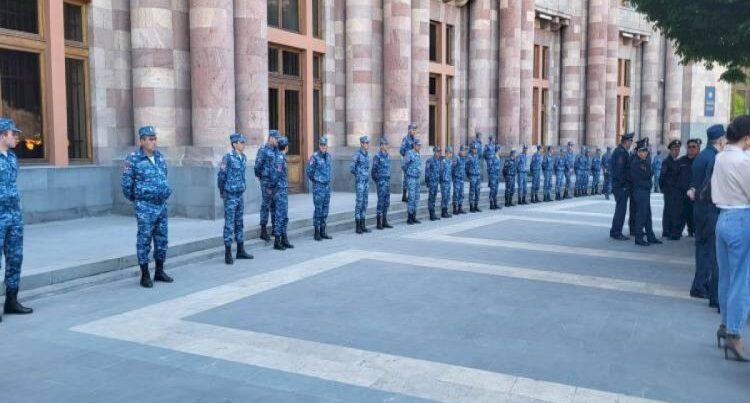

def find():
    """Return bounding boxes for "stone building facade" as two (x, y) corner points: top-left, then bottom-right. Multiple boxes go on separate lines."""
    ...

(0, 0), (730, 222)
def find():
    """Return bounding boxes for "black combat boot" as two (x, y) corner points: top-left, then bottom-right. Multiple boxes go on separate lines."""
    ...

(225, 246), (234, 265)
(475, 203), (482, 212)
(441, 207), (450, 218)
(458, 204), (467, 214)
(453, 203), (458, 215)
(259, 225), (270, 242)
(382, 213), (393, 228)
(361, 218), (371, 233)
(4, 288), (32, 315)
(555, 192), (560, 201)
(282, 233), (294, 248)
(236, 243), (253, 259)
(517, 195), (523, 206)
(523, 196), (528, 205)
(274, 235), (285, 250)
(407, 213), (415, 225)
(413, 214), (422, 224)
(402, 189), (408, 202)
(320, 224), (333, 239)
(139, 264), (153, 288)
(154, 261), (173, 283)
(489, 200), (495, 210)
(356, 219), (363, 234)
(469, 203), (476, 213)
(314, 226), (322, 240)
(376, 215), (383, 230)
(564, 190), (570, 199)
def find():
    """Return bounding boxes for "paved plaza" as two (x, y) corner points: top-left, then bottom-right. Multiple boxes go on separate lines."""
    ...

(1, 195), (744, 403)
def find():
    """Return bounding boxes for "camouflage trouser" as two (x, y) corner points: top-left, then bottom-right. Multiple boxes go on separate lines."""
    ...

(0, 209), (23, 290)
(355, 180), (369, 220)
(517, 173), (528, 198)
(223, 194), (245, 247)
(555, 171), (565, 195)
(440, 181), (451, 209)
(313, 182), (331, 227)
(603, 172), (612, 197)
(273, 187), (289, 236)
(260, 180), (275, 227)
(468, 176), (480, 204)
(406, 176), (420, 214)
(592, 170), (601, 192)
(576, 170), (586, 192)
(504, 175), (516, 200)
(135, 200), (168, 265)
(531, 170), (541, 194)
(427, 183), (439, 211)
(452, 179), (464, 205)
(376, 180), (390, 215)
(543, 171), (553, 198)
(488, 175), (499, 202)
(564, 170), (573, 193)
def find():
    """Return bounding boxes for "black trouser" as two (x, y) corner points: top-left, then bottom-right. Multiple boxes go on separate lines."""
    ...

(683, 198), (695, 235)
(633, 188), (655, 240)
(662, 188), (685, 238)
(692, 201), (719, 301)
(610, 184), (630, 237)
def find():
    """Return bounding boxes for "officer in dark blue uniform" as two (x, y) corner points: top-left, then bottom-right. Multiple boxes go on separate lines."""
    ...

(688, 124), (726, 304)
(679, 139), (700, 237)
(609, 132), (634, 240)
(630, 139), (662, 246)
(0, 118), (33, 318)
(371, 136), (393, 230)
(659, 139), (683, 240)
(307, 136), (333, 240)
(254, 130), (279, 241)
(218, 132), (253, 264)
(121, 126), (174, 287)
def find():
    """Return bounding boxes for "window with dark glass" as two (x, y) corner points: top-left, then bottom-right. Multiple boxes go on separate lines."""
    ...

(313, 54), (321, 80)
(269, 88), (279, 129)
(63, 3), (84, 42)
(282, 50), (300, 76)
(282, 0), (300, 32)
(0, 0), (39, 34)
(66, 58), (88, 159)
(312, 0), (321, 38)
(268, 47), (279, 73)
(268, 0), (279, 27)
(0, 49), (44, 159)
(429, 76), (437, 95)
(284, 89), (300, 155)
(429, 21), (439, 62)
(446, 25), (454, 66)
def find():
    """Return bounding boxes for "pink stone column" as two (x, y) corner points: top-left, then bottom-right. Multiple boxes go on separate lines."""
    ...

(189, 0), (236, 147)
(664, 39), (683, 141)
(130, 1), (176, 145)
(234, 0), (268, 146)
(584, 0), (608, 146)
(383, 0), (412, 146)
(560, 16), (583, 146)
(469, 0), (493, 139)
(411, 0), (430, 145)
(604, 0), (619, 146)
(519, 0), (535, 146)
(498, 0), (521, 146)
(345, 0), (373, 146)
(639, 35), (661, 143)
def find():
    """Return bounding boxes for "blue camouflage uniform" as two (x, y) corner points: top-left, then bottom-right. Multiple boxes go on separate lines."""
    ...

(554, 151), (566, 198)
(400, 124), (417, 196)
(440, 147), (453, 212)
(351, 136), (370, 220)
(601, 147), (613, 199)
(591, 149), (602, 194)
(541, 147), (553, 201)
(0, 119), (23, 291)
(217, 133), (248, 247)
(121, 126), (172, 266)
(564, 144), (575, 197)
(255, 130), (279, 229)
(452, 146), (467, 211)
(575, 148), (589, 195)
(516, 146), (529, 203)
(425, 147), (441, 217)
(651, 151), (663, 193)
(483, 139), (501, 207)
(271, 138), (289, 237)
(403, 140), (422, 216)
(471, 133), (483, 158)
(503, 150), (517, 206)
(530, 146), (542, 201)
(465, 144), (481, 209)
(371, 137), (391, 218)
(306, 137), (332, 228)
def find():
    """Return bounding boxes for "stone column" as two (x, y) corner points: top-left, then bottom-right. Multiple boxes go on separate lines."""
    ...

(345, 0), (373, 146)
(469, 0), (493, 139)
(664, 39), (683, 141)
(498, 0), (521, 146)
(173, 3), (191, 146)
(383, 0), (411, 146)
(189, 0), (235, 147)
(519, 0), (535, 146)
(604, 0), (619, 146)
(130, 1), (176, 145)
(639, 35), (661, 142)
(560, 16), (583, 146)
(411, 0), (430, 145)
(234, 0), (268, 145)
(584, 0), (608, 146)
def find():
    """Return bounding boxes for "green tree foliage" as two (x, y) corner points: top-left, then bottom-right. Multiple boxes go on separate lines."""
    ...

(630, 0), (750, 82)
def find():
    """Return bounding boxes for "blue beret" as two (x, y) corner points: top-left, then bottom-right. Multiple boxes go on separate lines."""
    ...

(459, 145), (467, 152)
(445, 146), (454, 153)
(138, 126), (156, 138)
(319, 136), (328, 146)
(469, 143), (476, 150)
(622, 132), (635, 140)
(229, 132), (246, 143)
(414, 138), (421, 146)
(379, 136), (388, 146)
(408, 123), (417, 130)
(269, 129), (280, 139)
(707, 124), (726, 140)
(433, 146), (441, 153)
(359, 135), (369, 144)
(0, 118), (21, 133)
(278, 137), (289, 147)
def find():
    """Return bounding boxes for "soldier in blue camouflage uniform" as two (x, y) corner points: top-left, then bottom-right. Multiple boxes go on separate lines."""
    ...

(471, 132), (483, 157)
(403, 138), (423, 224)
(425, 146), (442, 221)
(452, 145), (467, 214)
(466, 143), (482, 212)
(554, 147), (566, 200)
(371, 136), (393, 230)
(564, 141), (575, 198)
(307, 136), (333, 240)
(503, 149), (518, 207)
(440, 146), (453, 218)
(217, 132), (254, 265)
(484, 136), (501, 210)
(254, 130), (279, 241)
(399, 123), (417, 202)
(602, 146), (613, 199)
(516, 145), (529, 205)
(0, 118), (33, 318)
(574, 146), (589, 197)
(590, 147), (602, 195)
(541, 145), (554, 202)
(530, 145), (542, 203)
(351, 135), (371, 233)
(121, 126), (174, 288)
(272, 137), (294, 250)
(651, 149), (663, 193)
